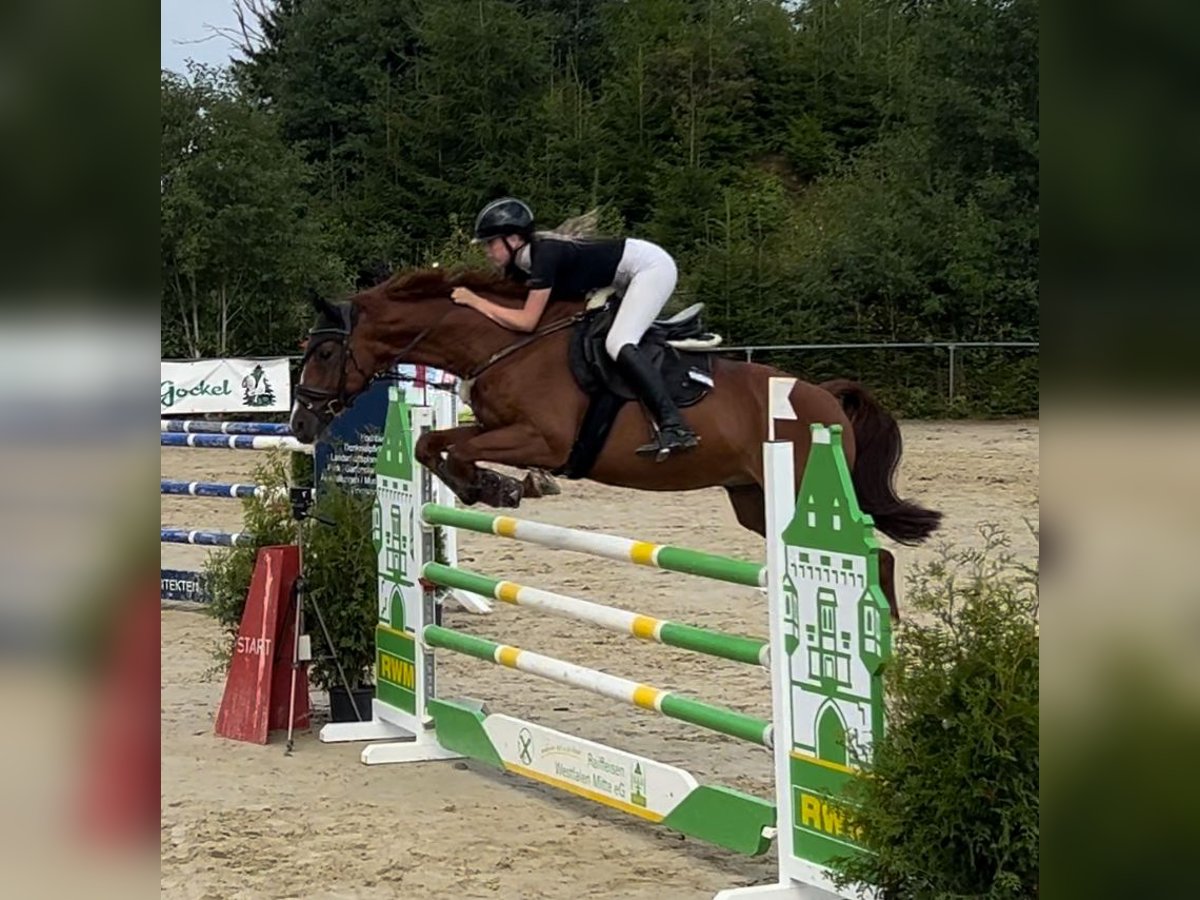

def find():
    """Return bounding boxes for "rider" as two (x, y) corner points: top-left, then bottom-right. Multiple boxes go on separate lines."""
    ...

(451, 196), (699, 458)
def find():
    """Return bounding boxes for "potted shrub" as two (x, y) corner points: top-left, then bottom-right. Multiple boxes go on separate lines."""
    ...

(300, 481), (378, 720)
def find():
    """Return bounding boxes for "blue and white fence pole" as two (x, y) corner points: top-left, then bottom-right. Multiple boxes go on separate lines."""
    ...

(160, 480), (289, 500)
(160, 433), (312, 453)
(161, 420), (293, 436)
(160, 529), (256, 547)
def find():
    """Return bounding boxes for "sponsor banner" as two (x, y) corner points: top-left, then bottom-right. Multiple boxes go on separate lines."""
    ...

(315, 365), (457, 496)
(161, 358), (291, 415)
(483, 714), (691, 819)
(160, 569), (210, 604)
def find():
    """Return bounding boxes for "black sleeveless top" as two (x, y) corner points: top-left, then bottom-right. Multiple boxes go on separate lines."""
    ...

(507, 236), (626, 299)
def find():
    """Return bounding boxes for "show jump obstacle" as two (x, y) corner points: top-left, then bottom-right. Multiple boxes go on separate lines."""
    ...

(320, 384), (892, 899)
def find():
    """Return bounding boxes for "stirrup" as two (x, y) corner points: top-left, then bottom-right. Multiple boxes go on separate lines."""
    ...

(636, 425), (700, 461)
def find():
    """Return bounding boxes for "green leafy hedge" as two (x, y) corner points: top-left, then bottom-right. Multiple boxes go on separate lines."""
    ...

(835, 527), (1040, 898)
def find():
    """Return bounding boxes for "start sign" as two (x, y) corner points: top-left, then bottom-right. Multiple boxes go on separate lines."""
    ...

(214, 546), (309, 743)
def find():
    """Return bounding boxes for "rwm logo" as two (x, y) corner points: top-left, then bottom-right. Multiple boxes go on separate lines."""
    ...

(378, 650), (415, 690)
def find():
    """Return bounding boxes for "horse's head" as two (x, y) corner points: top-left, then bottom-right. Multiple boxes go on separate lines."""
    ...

(291, 267), (535, 442)
(290, 292), (376, 443)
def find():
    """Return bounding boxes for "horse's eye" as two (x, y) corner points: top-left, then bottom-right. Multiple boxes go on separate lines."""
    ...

(319, 345), (335, 361)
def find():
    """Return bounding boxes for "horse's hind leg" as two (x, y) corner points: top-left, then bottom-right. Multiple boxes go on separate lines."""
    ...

(724, 484), (767, 536)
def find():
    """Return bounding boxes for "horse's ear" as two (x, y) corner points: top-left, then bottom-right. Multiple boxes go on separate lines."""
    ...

(308, 289), (339, 320)
(356, 260), (392, 289)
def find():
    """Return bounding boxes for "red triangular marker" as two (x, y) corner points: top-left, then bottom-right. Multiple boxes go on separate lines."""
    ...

(215, 546), (307, 743)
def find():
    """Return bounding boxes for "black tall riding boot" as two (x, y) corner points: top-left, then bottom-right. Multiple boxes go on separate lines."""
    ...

(615, 344), (700, 459)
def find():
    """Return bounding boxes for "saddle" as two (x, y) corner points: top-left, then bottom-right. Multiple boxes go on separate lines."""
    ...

(567, 294), (721, 406)
(558, 293), (723, 478)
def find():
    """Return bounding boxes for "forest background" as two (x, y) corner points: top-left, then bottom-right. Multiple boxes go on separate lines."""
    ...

(161, 0), (1038, 417)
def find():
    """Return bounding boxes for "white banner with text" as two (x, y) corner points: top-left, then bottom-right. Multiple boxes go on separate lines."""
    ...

(161, 358), (292, 415)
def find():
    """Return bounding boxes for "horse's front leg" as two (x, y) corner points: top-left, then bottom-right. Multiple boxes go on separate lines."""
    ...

(415, 424), (485, 504)
(415, 424), (483, 466)
(519, 468), (562, 498)
(444, 423), (558, 509)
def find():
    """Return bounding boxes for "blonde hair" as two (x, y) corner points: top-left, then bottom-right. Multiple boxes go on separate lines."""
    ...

(534, 207), (603, 242)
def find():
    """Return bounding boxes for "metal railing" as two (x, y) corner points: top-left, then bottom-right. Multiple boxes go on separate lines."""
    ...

(190, 340), (1038, 407)
(709, 341), (1039, 405)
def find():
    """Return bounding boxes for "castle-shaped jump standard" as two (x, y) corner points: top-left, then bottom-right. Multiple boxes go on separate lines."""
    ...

(750, 420), (893, 897)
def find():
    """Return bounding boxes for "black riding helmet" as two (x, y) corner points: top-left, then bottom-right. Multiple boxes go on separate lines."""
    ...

(473, 197), (534, 242)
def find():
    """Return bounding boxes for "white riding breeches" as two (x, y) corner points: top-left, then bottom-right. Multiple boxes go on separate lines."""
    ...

(604, 238), (679, 360)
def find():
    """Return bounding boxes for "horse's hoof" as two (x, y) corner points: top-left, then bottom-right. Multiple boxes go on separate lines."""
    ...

(478, 471), (524, 508)
(522, 470), (561, 498)
(495, 477), (524, 508)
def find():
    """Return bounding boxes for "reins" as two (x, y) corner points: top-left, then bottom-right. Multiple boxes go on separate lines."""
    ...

(465, 312), (584, 381)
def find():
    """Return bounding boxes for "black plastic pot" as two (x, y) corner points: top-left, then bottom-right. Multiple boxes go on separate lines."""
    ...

(327, 685), (375, 722)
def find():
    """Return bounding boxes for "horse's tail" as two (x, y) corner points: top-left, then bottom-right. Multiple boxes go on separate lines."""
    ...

(820, 379), (942, 545)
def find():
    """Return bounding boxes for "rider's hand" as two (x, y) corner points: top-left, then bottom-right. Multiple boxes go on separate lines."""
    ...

(451, 287), (478, 307)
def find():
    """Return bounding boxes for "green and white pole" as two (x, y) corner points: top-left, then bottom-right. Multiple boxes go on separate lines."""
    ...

(421, 504), (767, 588)
(423, 563), (770, 668)
(423, 625), (774, 748)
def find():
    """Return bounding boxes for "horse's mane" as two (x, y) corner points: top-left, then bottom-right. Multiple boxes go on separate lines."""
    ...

(379, 267), (529, 302)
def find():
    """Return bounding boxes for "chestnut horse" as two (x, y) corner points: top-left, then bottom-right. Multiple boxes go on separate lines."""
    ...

(291, 268), (941, 615)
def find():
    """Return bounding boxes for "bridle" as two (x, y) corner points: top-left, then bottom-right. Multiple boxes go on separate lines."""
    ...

(293, 304), (373, 423)
(294, 300), (455, 424)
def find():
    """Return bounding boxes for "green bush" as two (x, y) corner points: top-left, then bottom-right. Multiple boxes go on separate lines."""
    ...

(204, 454), (298, 652)
(204, 454), (378, 691)
(834, 527), (1040, 899)
(300, 481), (377, 690)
